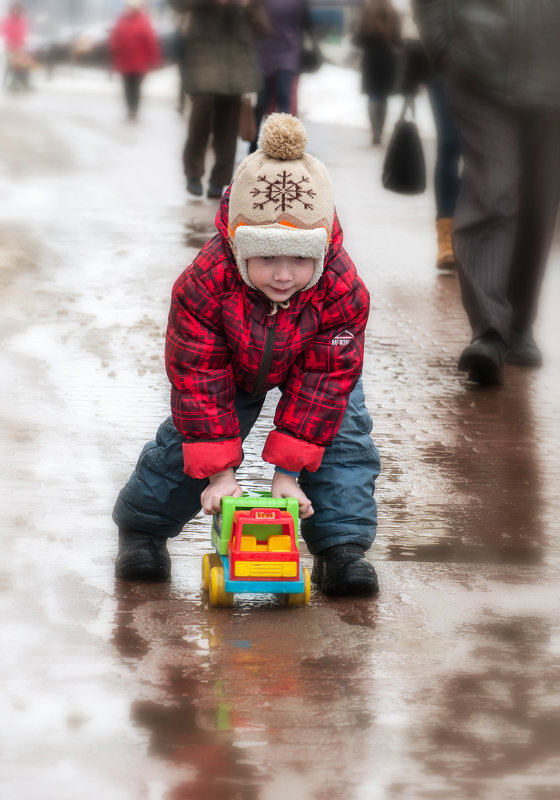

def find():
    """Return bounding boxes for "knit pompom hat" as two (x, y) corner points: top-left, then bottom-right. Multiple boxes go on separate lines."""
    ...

(228, 113), (334, 292)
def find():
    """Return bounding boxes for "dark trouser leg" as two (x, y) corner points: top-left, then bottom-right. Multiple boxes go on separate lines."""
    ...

(123, 74), (137, 116)
(250, 76), (274, 154)
(183, 93), (214, 180)
(427, 75), (462, 219)
(113, 389), (266, 538)
(209, 94), (242, 188)
(129, 73), (143, 116)
(123, 73), (143, 117)
(368, 95), (387, 143)
(508, 111), (560, 332)
(448, 80), (522, 342)
(274, 69), (296, 114)
(299, 380), (380, 555)
(250, 71), (296, 154)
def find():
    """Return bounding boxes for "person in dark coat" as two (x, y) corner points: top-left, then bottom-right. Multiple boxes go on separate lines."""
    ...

(400, 12), (461, 271)
(354, 0), (401, 144)
(248, 0), (309, 153)
(110, 0), (161, 121)
(169, 0), (267, 199)
(413, 0), (560, 385)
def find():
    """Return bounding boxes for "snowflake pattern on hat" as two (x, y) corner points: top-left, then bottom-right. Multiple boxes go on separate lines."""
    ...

(251, 171), (316, 213)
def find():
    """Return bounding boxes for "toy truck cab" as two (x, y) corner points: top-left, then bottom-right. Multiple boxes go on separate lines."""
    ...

(202, 494), (311, 607)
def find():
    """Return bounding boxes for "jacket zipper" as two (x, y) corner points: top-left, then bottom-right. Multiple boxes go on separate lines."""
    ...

(252, 310), (277, 396)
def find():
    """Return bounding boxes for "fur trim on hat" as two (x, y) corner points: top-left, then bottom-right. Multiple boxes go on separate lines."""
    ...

(233, 224), (328, 291)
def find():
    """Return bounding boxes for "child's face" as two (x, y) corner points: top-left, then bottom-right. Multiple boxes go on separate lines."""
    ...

(247, 256), (315, 302)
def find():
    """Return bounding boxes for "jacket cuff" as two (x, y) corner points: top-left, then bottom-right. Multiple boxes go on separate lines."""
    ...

(182, 438), (242, 479)
(263, 430), (324, 473)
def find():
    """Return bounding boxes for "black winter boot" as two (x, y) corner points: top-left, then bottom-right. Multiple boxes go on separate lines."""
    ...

(458, 330), (507, 385)
(115, 529), (171, 582)
(506, 328), (543, 367)
(311, 544), (379, 597)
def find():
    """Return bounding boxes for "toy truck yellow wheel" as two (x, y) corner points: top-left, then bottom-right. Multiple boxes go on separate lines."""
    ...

(209, 566), (234, 607)
(287, 567), (311, 606)
(201, 553), (221, 590)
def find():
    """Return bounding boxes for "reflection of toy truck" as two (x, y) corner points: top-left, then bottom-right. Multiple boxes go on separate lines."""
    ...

(202, 494), (311, 607)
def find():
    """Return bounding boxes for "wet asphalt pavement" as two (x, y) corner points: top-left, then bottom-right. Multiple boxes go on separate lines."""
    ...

(1, 72), (560, 800)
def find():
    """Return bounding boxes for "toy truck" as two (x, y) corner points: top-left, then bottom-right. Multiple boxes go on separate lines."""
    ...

(201, 494), (311, 607)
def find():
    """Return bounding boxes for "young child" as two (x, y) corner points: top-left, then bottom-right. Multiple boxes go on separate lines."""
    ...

(113, 113), (381, 596)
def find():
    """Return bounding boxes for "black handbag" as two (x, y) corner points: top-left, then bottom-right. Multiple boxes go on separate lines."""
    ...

(382, 96), (426, 195)
(300, 33), (323, 74)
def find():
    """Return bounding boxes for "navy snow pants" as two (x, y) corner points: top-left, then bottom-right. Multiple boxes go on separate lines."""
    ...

(113, 380), (380, 555)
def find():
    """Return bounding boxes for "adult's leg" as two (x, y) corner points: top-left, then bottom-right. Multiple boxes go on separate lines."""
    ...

(298, 379), (380, 555)
(183, 93), (214, 180)
(209, 94), (242, 188)
(427, 75), (462, 220)
(368, 93), (387, 144)
(508, 110), (560, 333)
(448, 79), (522, 342)
(130, 73), (143, 117)
(249, 75), (274, 154)
(123, 74), (135, 116)
(274, 69), (296, 114)
(113, 389), (267, 538)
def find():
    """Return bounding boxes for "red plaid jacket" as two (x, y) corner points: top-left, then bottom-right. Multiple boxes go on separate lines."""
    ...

(166, 190), (370, 479)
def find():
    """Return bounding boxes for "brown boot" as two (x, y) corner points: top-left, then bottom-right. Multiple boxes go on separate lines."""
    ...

(436, 217), (455, 270)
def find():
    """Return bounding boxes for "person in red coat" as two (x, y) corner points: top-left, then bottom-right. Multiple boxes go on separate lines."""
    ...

(110, 0), (160, 120)
(1, 3), (30, 90)
(113, 114), (381, 596)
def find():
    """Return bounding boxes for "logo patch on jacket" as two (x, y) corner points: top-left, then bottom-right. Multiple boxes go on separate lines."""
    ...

(331, 329), (355, 346)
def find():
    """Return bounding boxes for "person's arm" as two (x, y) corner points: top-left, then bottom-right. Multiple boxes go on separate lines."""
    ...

(245, 0), (272, 38)
(200, 468), (243, 515)
(271, 470), (314, 519)
(143, 15), (161, 69)
(302, 0), (313, 36)
(392, 8), (403, 48)
(109, 19), (121, 55)
(165, 248), (243, 480)
(412, 0), (449, 69)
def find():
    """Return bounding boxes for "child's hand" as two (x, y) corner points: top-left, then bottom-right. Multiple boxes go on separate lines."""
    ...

(271, 471), (314, 519)
(201, 468), (243, 515)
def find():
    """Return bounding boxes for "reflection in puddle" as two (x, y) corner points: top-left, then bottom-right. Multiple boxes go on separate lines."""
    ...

(111, 583), (384, 799)
(411, 613), (560, 793)
(386, 541), (542, 565)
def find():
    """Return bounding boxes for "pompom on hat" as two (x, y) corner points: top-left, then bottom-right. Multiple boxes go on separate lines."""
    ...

(228, 113), (334, 292)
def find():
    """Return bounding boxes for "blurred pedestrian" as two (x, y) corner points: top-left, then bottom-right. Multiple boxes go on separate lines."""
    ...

(113, 113), (380, 596)
(110, 0), (161, 121)
(354, 0), (401, 145)
(414, 0), (560, 385)
(169, 0), (268, 200)
(248, 0), (309, 154)
(400, 12), (461, 271)
(1, 2), (31, 91)
(170, 8), (190, 115)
